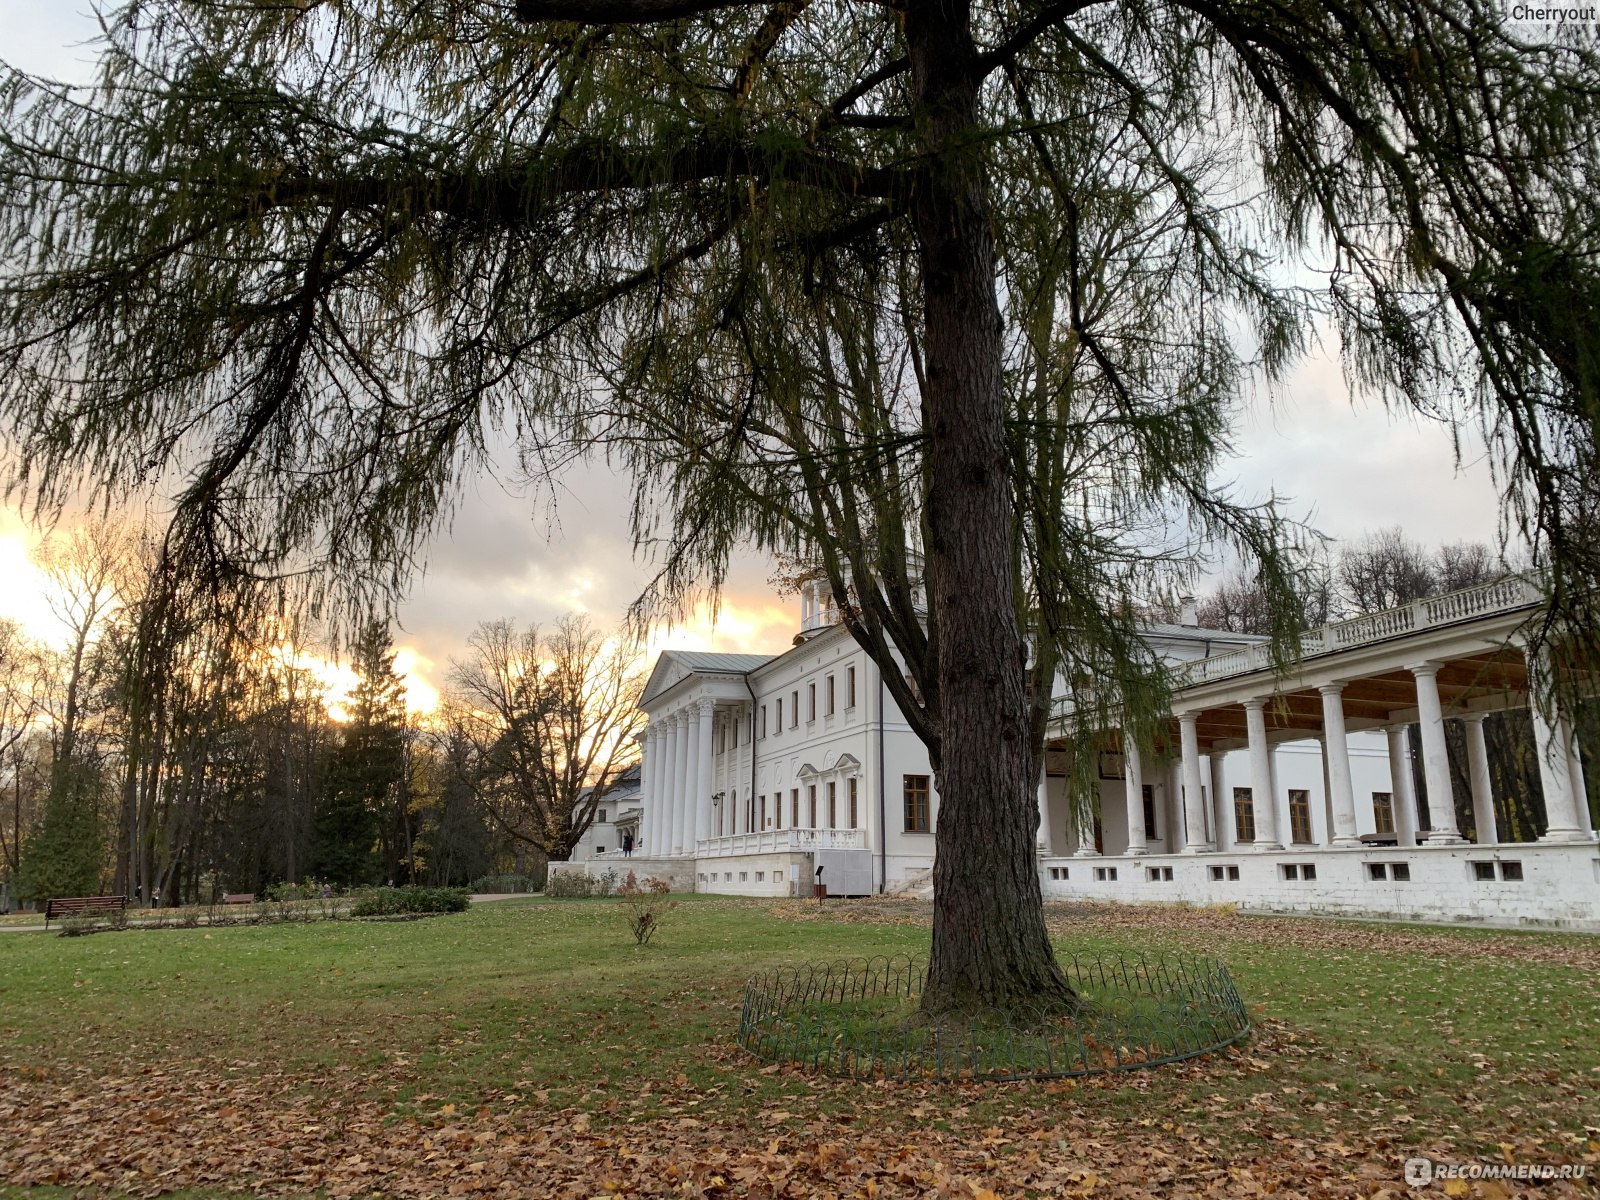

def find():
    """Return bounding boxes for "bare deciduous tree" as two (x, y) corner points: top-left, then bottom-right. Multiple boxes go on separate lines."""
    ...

(448, 615), (643, 863)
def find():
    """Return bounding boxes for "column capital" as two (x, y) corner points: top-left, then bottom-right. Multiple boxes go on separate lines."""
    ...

(1174, 709), (1201, 724)
(695, 696), (716, 716)
(1461, 711), (1488, 726)
(1406, 660), (1443, 678)
(1316, 681), (1346, 697)
(1242, 696), (1269, 713)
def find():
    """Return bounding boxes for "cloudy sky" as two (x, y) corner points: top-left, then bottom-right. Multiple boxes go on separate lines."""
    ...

(0, 3), (1507, 710)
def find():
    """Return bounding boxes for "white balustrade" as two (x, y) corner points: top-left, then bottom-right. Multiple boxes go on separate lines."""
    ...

(695, 827), (866, 857)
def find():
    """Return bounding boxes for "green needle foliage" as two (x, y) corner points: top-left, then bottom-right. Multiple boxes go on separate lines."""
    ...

(0, 0), (1596, 1013)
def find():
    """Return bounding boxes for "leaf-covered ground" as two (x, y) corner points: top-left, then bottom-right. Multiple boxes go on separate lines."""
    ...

(1, 896), (1596, 1198)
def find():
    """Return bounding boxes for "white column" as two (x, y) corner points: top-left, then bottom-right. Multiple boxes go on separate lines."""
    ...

(1318, 684), (1360, 846)
(1385, 725), (1420, 847)
(1531, 706), (1587, 841)
(1410, 664), (1464, 843)
(1123, 736), (1147, 855)
(1073, 790), (1101, 856)
(673, 712), (693, 854)
(1462, 714), (1497, 845)
(659, 716), (679, 856)
(639, 727), (657, 852)
(1243, 699), (1282, 850)
(1178, 712), (1212, 852)
(1559, 716), (1593, 838)
(695, 700), (715, 849)
(1208, 751), (1228, 851)
(1036, 767), (1052, 854)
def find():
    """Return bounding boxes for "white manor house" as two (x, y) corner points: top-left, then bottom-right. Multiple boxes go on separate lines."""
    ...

(564, 575), (1600, 932)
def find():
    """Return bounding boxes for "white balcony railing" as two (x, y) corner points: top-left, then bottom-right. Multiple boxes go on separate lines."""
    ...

(1175, 576), (1541, 689)
(696, 827), (866, 857)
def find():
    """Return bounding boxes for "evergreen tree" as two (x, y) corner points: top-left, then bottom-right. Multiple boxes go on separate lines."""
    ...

(312, 624), (407, 887)
(16, 758), (105, 903)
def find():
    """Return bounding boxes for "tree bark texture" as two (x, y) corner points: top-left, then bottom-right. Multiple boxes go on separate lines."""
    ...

(907, 0), (1075, 1015)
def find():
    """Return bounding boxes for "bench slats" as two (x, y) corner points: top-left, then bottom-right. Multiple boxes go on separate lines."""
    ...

(44, 895), (127, 928)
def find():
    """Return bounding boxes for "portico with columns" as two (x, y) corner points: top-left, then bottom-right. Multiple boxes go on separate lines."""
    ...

(1041, 577), (1599, 929)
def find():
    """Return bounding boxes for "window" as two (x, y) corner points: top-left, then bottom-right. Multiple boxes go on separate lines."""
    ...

(1372, 791), (1394, 835)
(1146, 867), (1173, 882)
(790, 691), (799, 727)
(718, 724), (725, 753)
(1233, 787), (1256, 842)
(1289, 790), (1313, 844)
(755, 871), (765, 882)
(1302, 863), (1317, 881)
(847, 666), (857, 709)
(1368, 863), (1387, 881)
(1500, 860), (1524, 881)
(849, 777), (859, 829)
(904, 774), (931, 832)
(1142, 784), (1157, 838)
(1049, 867), (1067, 880)
(1094, 866), (1118, 881)
(1282, 864), (1298, 880)
(1227, 865), (1240, 881)
(775, 698), (782, 733)
(773, 791), (781, 830)
(596, 846), (606, 855)
(759, 793), (767, 829)
(825, 675), (835, 716)
(827, 781), (837, 828)
(761, 705), (768, 739)
(808, 682), (817, 722)
(739, 871), (748, 882)
(791, 788), (799, 827)
(1472, 861), (1497, 881)
(597, 810), (607, 824)
(1391, 862), (1411, 881)
(808, 784), (818, 827)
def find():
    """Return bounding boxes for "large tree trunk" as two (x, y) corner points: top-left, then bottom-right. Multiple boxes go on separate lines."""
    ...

(906, 0), (1075, 1016)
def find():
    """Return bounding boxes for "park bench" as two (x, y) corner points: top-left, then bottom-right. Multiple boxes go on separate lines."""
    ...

(222, 893), (256, 905)
(43, 895), (127, 929)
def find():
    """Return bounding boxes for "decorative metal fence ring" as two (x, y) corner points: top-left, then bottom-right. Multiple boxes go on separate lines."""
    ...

(737, 951), (1251, 1083)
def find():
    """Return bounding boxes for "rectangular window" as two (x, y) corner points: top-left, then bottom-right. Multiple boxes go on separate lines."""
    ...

(847, 666), (857, 709)
(1368, 862), (1387, 881)
(825, 675), (835, 716)
(755, 871), (765, 882)
(791, 788), (799, 828)
(1500, 860), (1524, 881)
(1282, 864), (1299, 880)
(775, 698), (782, 733)
(759, 794), (767, 829)
(791, 691), (799, 727)
(597, 810), (607, 824)
(1372, 792), (1395, 835)
(761, 705), (768, 739)
(808, 784), (818, 827)
(849, 777), (859, 828)
(1227, 865), (1240, 881)
(1142, 784), (1157, 838)
(1391, 862), (1411, 882)
(1472, 861), (1496, 881)
(1289, 789), (1313, 845)
(1210, 865), (1225, 881)
(904, 774), (931, 832)
(773, 791), (781, 830)
(827, 781), (837, 828)
(808, 682), (817, 722)
(1233, 787), (1256, 842)
(1301, 863), (1317, 881)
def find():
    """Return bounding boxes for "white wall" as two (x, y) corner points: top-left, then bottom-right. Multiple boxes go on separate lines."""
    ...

(1040, 842), (1600, 931)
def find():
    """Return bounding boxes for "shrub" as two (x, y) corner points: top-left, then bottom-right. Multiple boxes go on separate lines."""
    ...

(544, 871), (596, 898)
(349, 886), (471, 917)
(594, 867), (620, 898)
(617, 872), (675, 945)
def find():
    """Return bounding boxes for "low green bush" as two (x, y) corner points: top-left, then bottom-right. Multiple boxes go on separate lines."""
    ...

(544, 871), (596, 898)
(350, 886), (472, 917)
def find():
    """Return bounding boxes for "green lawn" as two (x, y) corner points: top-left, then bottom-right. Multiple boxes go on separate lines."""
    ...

(1, 896), (1596, 1197)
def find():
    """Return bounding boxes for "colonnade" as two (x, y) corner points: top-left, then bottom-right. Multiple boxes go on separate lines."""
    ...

(638, 699), (715, 856)
(1060, 655), (1593, 857)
